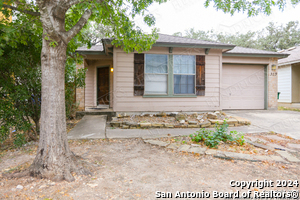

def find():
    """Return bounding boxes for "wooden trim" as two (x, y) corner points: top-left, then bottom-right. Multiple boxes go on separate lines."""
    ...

(196, 55), (205, 96)
(134, 53), (145, 96)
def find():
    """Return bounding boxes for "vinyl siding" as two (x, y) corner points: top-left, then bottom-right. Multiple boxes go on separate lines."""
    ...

(113, 47), (221, 112)
(278, 65), (292, 103)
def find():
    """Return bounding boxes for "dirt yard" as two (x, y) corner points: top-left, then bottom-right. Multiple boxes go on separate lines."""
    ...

(0, 139), (299, 200)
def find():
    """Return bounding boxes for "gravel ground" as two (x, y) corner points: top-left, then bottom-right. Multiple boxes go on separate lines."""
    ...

(0, 139), (299, 200)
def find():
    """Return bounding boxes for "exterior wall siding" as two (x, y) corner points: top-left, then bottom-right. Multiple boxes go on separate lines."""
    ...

(278, 65), (292, 103)
(113, 47), (221, 112)
(76, 63), (85, 111)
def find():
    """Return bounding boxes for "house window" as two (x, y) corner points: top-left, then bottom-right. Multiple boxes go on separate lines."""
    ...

(173, 55), (195, 94)
(133, 53), (205, 97)
(144, 54), (168, 94)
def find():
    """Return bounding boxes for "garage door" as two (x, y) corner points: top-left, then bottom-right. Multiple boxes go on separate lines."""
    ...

(221, 64), (265, 109)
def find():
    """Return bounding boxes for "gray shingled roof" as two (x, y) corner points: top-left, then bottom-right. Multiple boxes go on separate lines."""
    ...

(278, 46), (300, 65)
(155, 33), (235, 48)
(224, 46), (289, 58)
(76, 33), (289, 58)
(76, 45), (104, 52)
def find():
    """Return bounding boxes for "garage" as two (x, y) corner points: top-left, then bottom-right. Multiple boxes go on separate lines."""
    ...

(221, 64), (265, 109)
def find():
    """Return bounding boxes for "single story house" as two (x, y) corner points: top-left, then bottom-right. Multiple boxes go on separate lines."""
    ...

(75, 34), (289, 112)
(278, 46), (300, 105)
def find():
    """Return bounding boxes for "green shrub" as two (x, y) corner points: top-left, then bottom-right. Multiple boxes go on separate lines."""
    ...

(189, 120), (245, 148)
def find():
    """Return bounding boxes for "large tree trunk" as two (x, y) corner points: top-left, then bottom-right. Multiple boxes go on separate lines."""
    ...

(28, 37), (90, 182)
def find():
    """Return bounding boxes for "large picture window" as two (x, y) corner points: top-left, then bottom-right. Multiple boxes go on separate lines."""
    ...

(133, 53), (205, 97)
(144, 54), (168, 94)
(174, 55), (196, 94)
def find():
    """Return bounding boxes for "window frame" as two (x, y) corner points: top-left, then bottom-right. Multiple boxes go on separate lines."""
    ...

(143, 54), (198, 98)
(144, 54), (169, 95)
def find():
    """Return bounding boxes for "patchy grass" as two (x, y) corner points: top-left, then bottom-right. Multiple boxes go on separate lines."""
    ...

(278, 106), (300, 112)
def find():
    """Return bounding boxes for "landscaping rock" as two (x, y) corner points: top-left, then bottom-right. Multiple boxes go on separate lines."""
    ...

(226, 118), (238, 125)
(205, 149), (218, 155)
(140, 123), (152, 128)
(188, 121), (197, 125)
(223, 152), (255, 161)
(207, 112), (217, 119)
(233, 116), (251, 125)
(191, 112), (198, 118)
(167, 143), (179, 150)
(122, 125), (129, 129)
(188, 125), (199, 128)
(264, 135), (290, 142)
(164, 124), (174, 128)
(275, 151), (300, 162)
(152, 123), (164, 128)
(209, 119), (223, 124)
(187, 147), (206, 154)
(144, 140), (169, 147)
(169, 112), (178, 117)
(124, 122), (138, 127)
(177, 144), (190, 152)
(156, 112), (167, 117)
(214, 111), (221, 115)
(199, 122), (211, 128)
(179, 120), (185, 124)
(246, 140), (274, 151)
(197, 115), (202, 120)
(110, 121), (122, 127)
(287, 143), (300, 151)
(175, 113), (186, 121)
(16, 185), (23, 190)
(270, 155), (287, 162)
(111, 117), (118, 121)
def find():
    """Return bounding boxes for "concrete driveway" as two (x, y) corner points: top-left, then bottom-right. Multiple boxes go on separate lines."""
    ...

(226, 110), (300, 139)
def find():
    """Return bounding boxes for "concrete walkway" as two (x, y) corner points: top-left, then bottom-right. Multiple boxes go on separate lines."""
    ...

(68, 110), (300, 140)
(225, 110), (300, 140)
(68, 115), (106, 139)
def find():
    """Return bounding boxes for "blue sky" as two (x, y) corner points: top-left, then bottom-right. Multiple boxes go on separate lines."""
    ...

(135, 0), (300, 35)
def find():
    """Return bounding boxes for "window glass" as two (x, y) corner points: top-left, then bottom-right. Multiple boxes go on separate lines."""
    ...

(145, 54), (168, 73)
(174, 55), (195, 75)
(145, 74), (168, 94)
(144, 54), (168, 94)
(173, 55), (195, 94)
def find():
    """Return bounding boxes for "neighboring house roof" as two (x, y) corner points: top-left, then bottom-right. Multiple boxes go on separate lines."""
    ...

(223, 46), (289, 58)
(278, 46), (300, 65)
(76, 45), (104, 55)
(76, 33), (289, 58)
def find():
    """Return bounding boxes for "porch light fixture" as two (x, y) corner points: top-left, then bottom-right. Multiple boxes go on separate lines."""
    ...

(271, 64), (277, 71)
(111, 68), (114, 72)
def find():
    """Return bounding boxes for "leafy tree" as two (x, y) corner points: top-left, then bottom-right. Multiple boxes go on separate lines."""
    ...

(179, 21), (300, 51)
(256, 21), (300, 51)
(1, 0), (299, 182)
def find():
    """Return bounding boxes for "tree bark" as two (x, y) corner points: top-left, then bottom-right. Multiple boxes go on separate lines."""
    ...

(28, 37), (90, 182)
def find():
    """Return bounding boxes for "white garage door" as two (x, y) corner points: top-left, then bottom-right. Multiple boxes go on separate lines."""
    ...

(222, 64), (265, 109)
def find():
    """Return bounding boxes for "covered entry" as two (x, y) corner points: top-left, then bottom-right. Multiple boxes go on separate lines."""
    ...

(221, 64), (265, 109)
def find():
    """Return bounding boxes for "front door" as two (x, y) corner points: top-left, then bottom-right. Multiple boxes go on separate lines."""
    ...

(97, 67), (109, 105)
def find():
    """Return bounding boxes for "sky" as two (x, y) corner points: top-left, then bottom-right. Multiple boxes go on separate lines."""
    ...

(134, 0), (300, 36)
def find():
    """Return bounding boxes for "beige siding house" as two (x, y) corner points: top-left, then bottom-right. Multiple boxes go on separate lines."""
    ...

(76, 34), (289, 112)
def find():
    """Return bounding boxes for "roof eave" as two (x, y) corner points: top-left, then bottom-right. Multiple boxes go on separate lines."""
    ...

(75, 51), (106, 55)
(278, 59), (300, 66)
(223, 53), (290, 58)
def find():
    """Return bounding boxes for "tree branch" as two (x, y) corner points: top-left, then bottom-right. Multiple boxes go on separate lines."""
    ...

(64, 8), (92, 43)
(2, 4), (40, 16)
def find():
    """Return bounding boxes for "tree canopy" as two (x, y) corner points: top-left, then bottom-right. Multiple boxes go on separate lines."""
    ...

(175, 21), (300, 51)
